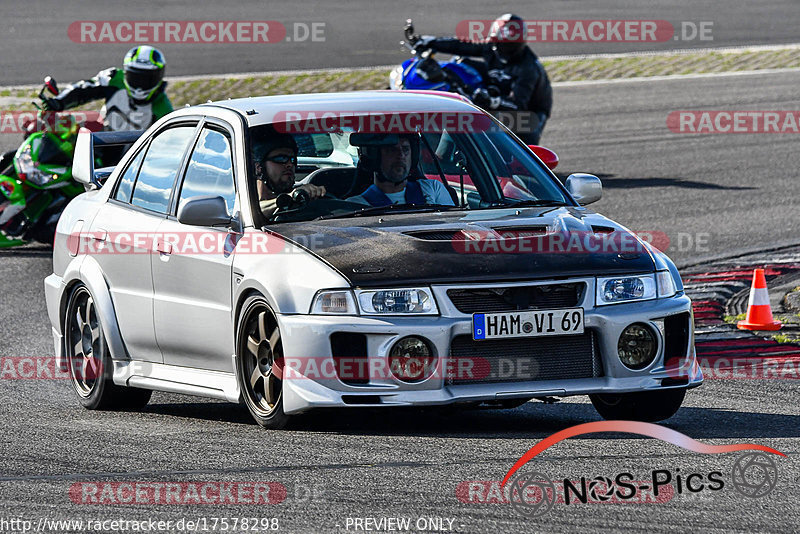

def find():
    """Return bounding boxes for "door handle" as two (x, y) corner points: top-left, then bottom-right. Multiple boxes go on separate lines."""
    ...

(88, 229), (109, 251)
(155, 239), (173, 255)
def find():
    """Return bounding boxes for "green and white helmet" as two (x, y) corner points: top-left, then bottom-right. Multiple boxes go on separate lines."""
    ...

(123, 45), (166, 102)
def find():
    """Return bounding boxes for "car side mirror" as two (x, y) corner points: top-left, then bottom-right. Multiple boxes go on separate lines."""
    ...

(177, 195), (233, 227)
(528, 145), (559, 170)
(565, 173), (602, 205)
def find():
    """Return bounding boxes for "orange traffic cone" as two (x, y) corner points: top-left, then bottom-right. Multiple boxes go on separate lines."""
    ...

(737, 268), (782, 331)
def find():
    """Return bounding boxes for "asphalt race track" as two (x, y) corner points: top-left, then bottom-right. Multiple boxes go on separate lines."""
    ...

(2, 0), (800, 85)
(0, 70), (798, 532)
(549, 71), (800, 267)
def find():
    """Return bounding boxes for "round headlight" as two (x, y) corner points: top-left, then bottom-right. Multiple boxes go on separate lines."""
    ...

(617, 323), (658, 369)
(388, 336), (436, 383)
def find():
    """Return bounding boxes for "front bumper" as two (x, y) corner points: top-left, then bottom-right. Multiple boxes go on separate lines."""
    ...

(44, 272), (66, 371)
(277, 283), (702, 415)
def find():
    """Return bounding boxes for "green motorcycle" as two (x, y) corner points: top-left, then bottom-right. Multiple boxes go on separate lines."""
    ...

(0, 77), (102, 247)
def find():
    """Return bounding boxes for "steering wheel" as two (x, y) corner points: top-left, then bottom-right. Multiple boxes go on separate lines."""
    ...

(272, 189), (343, 220)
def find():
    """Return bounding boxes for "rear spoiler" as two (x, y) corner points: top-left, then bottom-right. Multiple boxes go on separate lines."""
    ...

(73, 127), (145, 190)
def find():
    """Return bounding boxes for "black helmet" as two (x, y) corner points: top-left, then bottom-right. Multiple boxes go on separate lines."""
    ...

(259, 131), (298, 163)
(489, 13), (526, 59)
(357, 134), (420, 178)
(123, 45), (166, 102)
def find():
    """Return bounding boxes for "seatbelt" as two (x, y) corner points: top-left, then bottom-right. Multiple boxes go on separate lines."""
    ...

(360, 179), (425, 207)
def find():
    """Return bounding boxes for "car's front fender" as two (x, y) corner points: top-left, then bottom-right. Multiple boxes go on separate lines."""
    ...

(232, 230), (351, 316)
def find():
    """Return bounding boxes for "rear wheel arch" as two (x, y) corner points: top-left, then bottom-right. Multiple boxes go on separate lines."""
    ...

(71, 257), (128, 361)
(64, 282), (151, 410)
(60, 279), (83, 331)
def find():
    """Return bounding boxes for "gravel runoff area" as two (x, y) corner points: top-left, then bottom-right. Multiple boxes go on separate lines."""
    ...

(0, 44), (799, 110)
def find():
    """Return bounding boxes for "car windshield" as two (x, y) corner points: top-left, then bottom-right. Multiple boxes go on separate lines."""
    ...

(248, 112), (570, 224)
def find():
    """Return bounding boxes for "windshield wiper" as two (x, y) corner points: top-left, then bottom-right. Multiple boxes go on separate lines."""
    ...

(316, 203), (461, 221)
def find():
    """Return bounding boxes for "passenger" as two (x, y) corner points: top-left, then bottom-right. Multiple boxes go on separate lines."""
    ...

(255, 131), (326, 217)
(347, 135), (454, 207)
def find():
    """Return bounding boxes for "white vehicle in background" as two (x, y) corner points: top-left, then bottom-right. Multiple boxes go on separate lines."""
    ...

(44, 91), (701, 429)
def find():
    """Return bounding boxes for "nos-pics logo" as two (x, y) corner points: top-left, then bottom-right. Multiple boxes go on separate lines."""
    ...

(502, 421), (783, 518)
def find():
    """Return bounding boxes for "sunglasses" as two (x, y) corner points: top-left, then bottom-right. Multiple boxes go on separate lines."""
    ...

(264, 154), (297, 165)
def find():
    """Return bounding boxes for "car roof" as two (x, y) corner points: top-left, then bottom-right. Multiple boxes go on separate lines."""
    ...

(200, 90), (482, 127)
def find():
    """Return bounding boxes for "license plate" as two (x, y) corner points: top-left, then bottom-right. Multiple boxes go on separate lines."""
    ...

(473, 308), (584, 340)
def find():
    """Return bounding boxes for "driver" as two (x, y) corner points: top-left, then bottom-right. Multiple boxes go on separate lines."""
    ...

(347, 135), (455, 207)
(256, 130), (326, 217)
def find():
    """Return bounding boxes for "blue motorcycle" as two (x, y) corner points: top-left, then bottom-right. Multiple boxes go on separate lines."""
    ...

(389, 20), (484, 99)
(389, 20), (552, 146)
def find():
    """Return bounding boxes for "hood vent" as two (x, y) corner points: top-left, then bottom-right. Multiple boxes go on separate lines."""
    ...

(404, 230), (468, 241)
(406, 226), (550, 241)
(591, 225), (616, 234)
(492, 226), (548, 238)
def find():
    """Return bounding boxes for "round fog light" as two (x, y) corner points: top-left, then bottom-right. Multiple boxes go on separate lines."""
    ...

(388, 336), (436, 383)
(618, 323), (657, 369)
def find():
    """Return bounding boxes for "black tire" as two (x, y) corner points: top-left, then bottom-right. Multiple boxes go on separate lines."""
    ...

(236, 295), (290, 429)
(0, 150), (15, 176)
(64, 284), (151, 410)
(475, 398), (532, 410)
(589, 388), (686, 422)
(28, 220), (57, 245)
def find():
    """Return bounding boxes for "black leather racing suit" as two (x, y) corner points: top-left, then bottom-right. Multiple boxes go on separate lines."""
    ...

(427, 39), (552, 144)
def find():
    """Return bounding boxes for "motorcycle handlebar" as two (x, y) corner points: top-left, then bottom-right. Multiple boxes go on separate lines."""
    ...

(43, 76), (59, 96)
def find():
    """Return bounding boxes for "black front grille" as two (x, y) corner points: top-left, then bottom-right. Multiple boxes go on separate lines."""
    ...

(448, 331), (602, 385)
(447, 283), (584, 314)
(330, 332), (368, 385)
(664, 312), (691, 361)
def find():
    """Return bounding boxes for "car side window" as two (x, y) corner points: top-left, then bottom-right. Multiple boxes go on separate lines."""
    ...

(130, 126), (196, 213)
(114, 148), (145, 203)
(178, 128), (236, 216)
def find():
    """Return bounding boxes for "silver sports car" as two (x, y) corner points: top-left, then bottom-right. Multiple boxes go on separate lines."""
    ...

(44, 91), (702, 429)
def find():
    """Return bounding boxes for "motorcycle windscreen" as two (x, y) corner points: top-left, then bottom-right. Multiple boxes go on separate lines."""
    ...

(35, 135), (71, 166)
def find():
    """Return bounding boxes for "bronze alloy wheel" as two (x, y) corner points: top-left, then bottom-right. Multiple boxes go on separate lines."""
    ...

(237, 296), (289, 428)
(66, 286), (103, 398)
(63, 284), (151, 410)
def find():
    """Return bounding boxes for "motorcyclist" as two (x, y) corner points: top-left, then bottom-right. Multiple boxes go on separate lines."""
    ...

(418, 14), (552, 144)
(41, 45), (173, 132)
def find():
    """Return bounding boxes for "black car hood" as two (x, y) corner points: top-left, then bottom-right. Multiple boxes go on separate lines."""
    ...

(270, 207), (655, 287)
